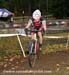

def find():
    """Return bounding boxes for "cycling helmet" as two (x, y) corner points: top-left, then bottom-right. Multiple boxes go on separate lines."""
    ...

(32, 9), (41, 19)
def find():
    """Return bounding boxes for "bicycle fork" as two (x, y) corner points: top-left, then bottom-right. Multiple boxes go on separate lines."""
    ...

(29, 42), (36, 54)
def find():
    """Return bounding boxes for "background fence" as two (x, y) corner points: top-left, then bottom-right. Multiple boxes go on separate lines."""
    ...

(0, 16), (69, 29)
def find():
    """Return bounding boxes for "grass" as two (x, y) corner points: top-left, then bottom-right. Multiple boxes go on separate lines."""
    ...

(0, 34), (69, 57)
(0, 30), (69, 57)
(46, 32), (69, 37)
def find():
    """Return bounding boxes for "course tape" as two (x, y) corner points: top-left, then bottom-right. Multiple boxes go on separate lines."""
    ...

(0, 34), (64, 38)
(44, 36), (64, 38)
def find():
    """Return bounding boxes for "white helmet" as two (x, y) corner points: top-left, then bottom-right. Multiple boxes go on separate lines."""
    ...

(32, 9), (41, 19)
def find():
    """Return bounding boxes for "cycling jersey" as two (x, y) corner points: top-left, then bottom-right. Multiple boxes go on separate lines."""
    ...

(28, 16), (46, 30)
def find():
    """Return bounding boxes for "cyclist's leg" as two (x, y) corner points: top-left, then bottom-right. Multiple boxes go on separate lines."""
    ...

(38, 31), (43, 51)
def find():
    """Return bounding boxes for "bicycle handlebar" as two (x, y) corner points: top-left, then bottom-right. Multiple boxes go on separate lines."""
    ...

(25, 28), (46, 36)
(27, 29), (42, 32)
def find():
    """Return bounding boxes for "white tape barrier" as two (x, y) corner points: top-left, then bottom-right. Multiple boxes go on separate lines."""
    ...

(0, 34), (27, 37)
(0, 34), (26, 58)
(0, 34), (17, 37)
(66, 35), (69, 49)
(0, 34), (64, 38)
(16, 34), (26, 57)
(43, 36), (64, 38)
(0, 34), (69, 57)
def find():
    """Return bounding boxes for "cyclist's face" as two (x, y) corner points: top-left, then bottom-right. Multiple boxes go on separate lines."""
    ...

(34, 19), (40, 22)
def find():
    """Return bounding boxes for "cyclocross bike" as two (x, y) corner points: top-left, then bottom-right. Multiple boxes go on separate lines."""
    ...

(25, 29), (42, 67)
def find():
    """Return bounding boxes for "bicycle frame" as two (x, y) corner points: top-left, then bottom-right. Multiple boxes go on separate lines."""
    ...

(25, 29), (41, 67)
(29, 32), (38, 54)
(33, 32), (38, 54)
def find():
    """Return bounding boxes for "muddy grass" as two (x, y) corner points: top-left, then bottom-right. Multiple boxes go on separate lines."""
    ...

(0, 32), (69, 75)
(0, 50), (69, 75)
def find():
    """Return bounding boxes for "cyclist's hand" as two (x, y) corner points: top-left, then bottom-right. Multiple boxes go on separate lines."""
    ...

(24, 28), (28, 36)
(43, 30), (46, 36)
(44, 30), (46, 35)
(42, 29), (46, 36)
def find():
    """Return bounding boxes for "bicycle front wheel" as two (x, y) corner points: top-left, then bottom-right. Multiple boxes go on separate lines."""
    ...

(28, 54), (37, 67)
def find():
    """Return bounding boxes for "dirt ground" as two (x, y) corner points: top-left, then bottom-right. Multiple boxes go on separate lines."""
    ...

(0, 50), (69, 75)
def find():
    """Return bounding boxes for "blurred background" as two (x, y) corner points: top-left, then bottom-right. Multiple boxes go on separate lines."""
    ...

(0, 0), (69, 30)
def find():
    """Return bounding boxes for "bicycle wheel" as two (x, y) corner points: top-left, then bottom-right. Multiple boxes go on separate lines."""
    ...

(28, 54), (37, 67)
(28, 43), (40, 67)
(28, 42), (36, 67)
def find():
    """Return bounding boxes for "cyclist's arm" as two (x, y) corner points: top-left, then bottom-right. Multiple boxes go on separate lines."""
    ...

(42, 20), (47, 31)
(25, 19), (32, 36)
(25, 19), (32, 29)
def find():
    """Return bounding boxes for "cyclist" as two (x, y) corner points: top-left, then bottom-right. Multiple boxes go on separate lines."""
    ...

(25, 9), (47, 51)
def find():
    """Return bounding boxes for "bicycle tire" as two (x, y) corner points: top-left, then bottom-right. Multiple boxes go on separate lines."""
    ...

(28, 54), (37, 67)
(28, 43), (40, 67)
(28, 42), (36, 67)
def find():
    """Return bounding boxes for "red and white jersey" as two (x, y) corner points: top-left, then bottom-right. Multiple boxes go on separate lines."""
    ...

(28, 16), (46, 29)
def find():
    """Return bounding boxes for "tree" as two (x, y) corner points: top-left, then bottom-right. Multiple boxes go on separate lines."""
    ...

(50, 0), (69, 18)
(0, 0), (7, 8)
(0, 0), (69, 18)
